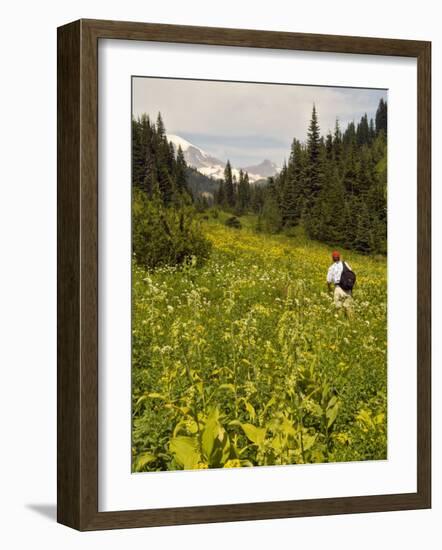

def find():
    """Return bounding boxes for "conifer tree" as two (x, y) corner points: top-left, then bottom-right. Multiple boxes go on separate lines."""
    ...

(356, 146), (372, 196)
(324, 165), (346, 244)
(375, 98), (388, 135)
(156, 112), (166, 139)
(343, 121), (356, 149)
(281, 168), (298, 228)
(356, 114), (370, 146)
(132, 115), (145, 189)
(143, 124), (157, 196)
(333, 120), (343, 171)
(353, 199), (372, 253)
(306, 104), (322, 203)
(132, 114), (155, 193)
(250, 184), (265, 213)
(261, 178), (282, 233)
(224, 161), (235, 208)
(342, 195), (359, 249)
(369, 118), (376, 143)
(281, 139), (303, 227)
(216, 179), (226, 206)
(243, 172), (251, 207)
(232, 173), (238, 206)
(167, 141), (176, 174)
(275, 162), (288, 210)
(153, 114), (173, 205)
(325, 132), (333, 161)
(237, 169), (251, 213)
(343, 144), (358, 196)
(175, 145), (188, 194)
(303, 105), (325, 237)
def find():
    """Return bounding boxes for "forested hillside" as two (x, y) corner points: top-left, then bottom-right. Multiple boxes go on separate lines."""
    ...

(131, 113), (212, 268)
(213, 99), (388, 254)
(185, 166), (219, 200)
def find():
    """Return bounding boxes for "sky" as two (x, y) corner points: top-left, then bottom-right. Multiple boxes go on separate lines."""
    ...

(133, 77), (387, 168)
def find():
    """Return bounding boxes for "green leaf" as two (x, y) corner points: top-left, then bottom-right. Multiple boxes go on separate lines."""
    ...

(134, 392), (168, 408)
(244, 401), (256, 422)
(302, 432), (317, 451)
(195, 381), (204, 398)
(201, 408), (230, 467)
(148, 392), (167, 400)
(302, 399), (323, 418)
(322, 383), (330, 403)
(280, 416), (296, 437)
(134, 395), (148, 407)
(134, 452), (156, 470)
(240, 423), (267, 450)
(270, 435), (283, 452)
(218, 383), (236, 393)
(169, 436), (202, 469)
(326, 399), (340, 428)
(201, 408), (221, 459)
(172, 418), (198, 437)
(327, 396), (338, 409)
(263, 396), (276, 416)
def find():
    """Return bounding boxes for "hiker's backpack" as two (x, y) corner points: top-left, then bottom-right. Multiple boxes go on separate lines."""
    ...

(339, 261), (356, 291)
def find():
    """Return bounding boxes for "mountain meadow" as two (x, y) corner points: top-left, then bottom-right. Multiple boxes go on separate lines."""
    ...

(131, 103), (388, 471)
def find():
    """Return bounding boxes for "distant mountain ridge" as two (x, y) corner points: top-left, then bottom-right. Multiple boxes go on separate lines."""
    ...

(243, 159), (279, 178)
(167, 134), (279, 183)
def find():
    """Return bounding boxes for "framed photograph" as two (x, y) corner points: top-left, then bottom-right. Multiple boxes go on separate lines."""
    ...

(57, 19), (431, 530)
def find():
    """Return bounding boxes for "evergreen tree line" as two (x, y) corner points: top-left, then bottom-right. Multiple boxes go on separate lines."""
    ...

(271, 100), (387, 254)
(213, 162), (272, 215)
(214, 162), (251, 214)
(214, 99), (387, 255)
(132, 113), (211, 268)
(132, 113), (192, 205)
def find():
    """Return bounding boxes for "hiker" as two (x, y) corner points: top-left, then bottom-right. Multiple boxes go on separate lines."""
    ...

(326, 250), (356, 314)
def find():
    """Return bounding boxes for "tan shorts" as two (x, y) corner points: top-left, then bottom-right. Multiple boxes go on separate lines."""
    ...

(334, 285), (353, 309)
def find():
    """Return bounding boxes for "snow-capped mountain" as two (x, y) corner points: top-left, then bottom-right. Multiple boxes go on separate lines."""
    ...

(167, 134), (225, 179)
(243, 159), (280, 179)
(167, 134), (279, 183)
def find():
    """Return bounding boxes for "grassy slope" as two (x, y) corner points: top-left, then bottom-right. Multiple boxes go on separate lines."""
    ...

(132, 213), (387, 470)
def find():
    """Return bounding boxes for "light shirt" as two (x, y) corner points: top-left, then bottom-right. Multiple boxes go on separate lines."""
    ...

(327, 260), (351, 284)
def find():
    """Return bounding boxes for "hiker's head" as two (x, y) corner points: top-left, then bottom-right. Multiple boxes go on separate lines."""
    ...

(332, 250), (340, 262)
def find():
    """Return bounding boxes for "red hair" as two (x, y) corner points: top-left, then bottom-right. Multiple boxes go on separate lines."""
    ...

(332, 250), (340, 260)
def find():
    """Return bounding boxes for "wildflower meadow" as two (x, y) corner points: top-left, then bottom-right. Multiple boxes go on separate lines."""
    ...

(132, 212), (387, 471)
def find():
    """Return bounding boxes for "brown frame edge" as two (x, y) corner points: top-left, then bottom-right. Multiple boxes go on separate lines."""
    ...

(57, 18), (431, 531)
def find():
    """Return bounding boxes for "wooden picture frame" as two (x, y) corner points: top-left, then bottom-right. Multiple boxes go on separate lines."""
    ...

(57, 18), (431, 531)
